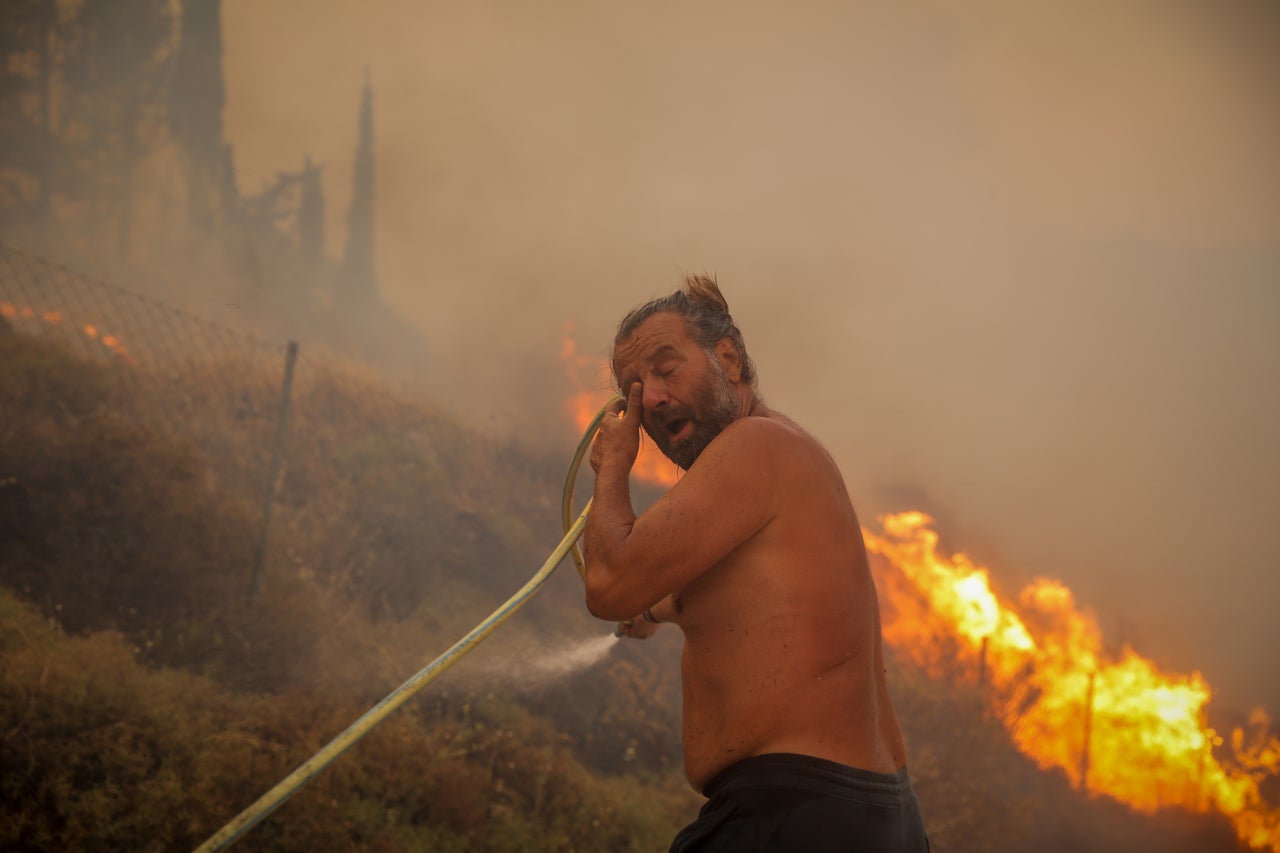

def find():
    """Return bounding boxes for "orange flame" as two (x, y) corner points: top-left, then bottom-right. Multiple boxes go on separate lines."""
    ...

(2, 301), (137, 365)
(865, 511), (1280, 850)
(560, 323), (681, 489)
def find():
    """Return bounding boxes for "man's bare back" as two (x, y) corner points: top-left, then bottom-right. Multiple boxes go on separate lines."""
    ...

(584, 309), (907, 791)
(669, 410), (906, 790)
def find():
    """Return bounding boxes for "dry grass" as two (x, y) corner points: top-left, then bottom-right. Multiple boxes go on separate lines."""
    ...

(0, 332), (1253, 851)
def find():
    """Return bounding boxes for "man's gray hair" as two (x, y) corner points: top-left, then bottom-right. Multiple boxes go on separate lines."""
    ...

(613, 274), (756, 388)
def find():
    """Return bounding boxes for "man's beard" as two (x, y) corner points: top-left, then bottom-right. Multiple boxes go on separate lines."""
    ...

(644, 360), (740, 470)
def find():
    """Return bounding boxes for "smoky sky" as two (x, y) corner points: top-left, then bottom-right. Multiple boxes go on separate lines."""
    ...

(222, 0), (1280, 713)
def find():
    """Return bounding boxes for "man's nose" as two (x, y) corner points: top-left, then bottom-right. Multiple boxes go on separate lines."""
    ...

(642, 382), (669, 412)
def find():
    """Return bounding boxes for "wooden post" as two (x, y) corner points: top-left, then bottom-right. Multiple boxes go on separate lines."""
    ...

(1196, 739), (1208, 811)
(248, 341), (298, 605)
(1080, 671), (1096, 793)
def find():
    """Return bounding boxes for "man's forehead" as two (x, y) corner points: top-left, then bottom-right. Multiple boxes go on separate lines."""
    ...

(612, 313), (693, 376)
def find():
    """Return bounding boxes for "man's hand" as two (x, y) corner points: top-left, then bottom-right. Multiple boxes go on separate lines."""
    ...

(615, 614), (660, 640)
(589, 382), (643, 475)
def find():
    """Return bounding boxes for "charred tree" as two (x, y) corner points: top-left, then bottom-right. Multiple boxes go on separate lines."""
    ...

(0, 0), (60, 229)
(298, 156), (325, 262)
(170, 0), (238, 230)
(58, 0), (174, 257)
(340, 72), (378, 312)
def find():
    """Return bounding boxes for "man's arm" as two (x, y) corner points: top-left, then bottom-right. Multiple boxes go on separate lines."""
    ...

(615, 593), (675, 640)
(583, 385), (780, 620)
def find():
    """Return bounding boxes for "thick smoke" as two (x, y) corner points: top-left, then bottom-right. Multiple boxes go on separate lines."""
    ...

(215, 1), (1280, 713)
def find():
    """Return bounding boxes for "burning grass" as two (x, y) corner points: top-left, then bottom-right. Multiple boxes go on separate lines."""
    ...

(867, 511), (1280, 851)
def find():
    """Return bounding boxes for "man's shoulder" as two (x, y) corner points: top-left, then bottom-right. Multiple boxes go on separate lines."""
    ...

(725, 410), (811, 445)
(710, 410), (818, 463)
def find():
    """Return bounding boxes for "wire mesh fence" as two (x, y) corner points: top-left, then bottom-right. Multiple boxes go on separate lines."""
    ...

(0, 243), (480, 608)
(2, 242), (287, 484)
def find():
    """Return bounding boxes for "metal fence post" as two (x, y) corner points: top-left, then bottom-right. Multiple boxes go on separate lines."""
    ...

(1080, 670), (1096, 794)
(248, 340), (298, 606)
(977, 635), (989, 690)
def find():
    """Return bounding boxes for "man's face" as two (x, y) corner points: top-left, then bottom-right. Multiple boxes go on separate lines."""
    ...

(612, 312), (741, 470)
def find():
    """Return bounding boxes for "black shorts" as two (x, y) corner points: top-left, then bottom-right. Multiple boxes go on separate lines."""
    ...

(670, 753), (930, 852)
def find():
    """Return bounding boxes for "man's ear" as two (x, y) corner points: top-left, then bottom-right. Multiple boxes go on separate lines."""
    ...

(715, 337), (742, 383)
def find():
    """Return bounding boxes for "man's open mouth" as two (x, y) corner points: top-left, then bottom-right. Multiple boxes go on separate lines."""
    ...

(664, 418), (692, 441)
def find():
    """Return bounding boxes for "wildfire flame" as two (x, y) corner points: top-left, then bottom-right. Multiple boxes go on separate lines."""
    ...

(560, 323), (681, 489)
(1, 301), (137, 365)
(866, 511), (1280, 851)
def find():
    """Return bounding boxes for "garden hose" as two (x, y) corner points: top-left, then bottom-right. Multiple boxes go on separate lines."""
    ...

(563, 397), (620, 580)
(195, 395), (621, 852)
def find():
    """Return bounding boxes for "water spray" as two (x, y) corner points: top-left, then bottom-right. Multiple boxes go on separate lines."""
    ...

(473, 633), (621, 690)
(195, 395), (621, 852)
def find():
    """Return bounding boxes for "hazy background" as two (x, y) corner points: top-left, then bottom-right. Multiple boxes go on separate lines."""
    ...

(221, 0), (1279, 713)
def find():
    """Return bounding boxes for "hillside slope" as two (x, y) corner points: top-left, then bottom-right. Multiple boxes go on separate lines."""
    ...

(0, 332), (1251, 851)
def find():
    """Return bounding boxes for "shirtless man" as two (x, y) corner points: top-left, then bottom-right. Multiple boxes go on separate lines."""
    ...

(584, 276), (929, 852)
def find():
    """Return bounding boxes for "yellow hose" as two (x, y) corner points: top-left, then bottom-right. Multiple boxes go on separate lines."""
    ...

(194, 396), (619, 852)
(563, 397), (618, 580)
